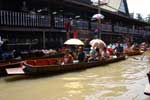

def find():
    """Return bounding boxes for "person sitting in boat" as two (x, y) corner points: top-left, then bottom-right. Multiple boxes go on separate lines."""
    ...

(95, 48), (102, 61)
(114, 42), (124, 57)
(140, 42), (147, 51)
(101, 47), (110, 60)
(77, 46), (86, 62)
(107, 45), (114, 55)
(131, 43), (140, 51)
(88, 47), (96, 62)
(63, 49), (73, 64)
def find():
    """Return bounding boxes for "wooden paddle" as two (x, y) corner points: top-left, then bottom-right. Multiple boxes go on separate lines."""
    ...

(131, 57), (139, 60)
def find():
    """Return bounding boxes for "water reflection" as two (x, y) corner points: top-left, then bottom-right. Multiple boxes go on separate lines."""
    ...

(0, 55), (150, 100)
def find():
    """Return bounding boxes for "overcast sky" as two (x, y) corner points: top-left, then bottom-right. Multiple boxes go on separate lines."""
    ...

(127, 0), (150, 18)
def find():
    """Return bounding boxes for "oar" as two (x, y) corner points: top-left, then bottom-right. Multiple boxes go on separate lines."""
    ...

(132, 57), (139, 60)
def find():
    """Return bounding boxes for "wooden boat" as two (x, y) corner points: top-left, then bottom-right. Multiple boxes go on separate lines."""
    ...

(144, 72), (150, 96)
(144, 83), (150, 95)
(6, 56), (126, 75)
(0, 54), (64, 75)
(0, 62), (22, 75)
(125, 50), (144, 56)
(0, 53), (64, 75)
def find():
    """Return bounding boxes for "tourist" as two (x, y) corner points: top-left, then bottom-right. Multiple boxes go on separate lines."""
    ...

(101, 47), (110, 60)
(77, 46), (86, 62)
(95, 48), (102, 61)
(140, 42), (147, 51)
(107, 45), (114, 55)
(88, 47), (96, 62)
(114, 42), (124, 57)
(63, 49), (73, 64)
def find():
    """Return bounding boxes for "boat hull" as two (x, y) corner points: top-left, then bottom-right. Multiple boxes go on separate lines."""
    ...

(125, 51), (143, 56)
(144, 83), (150, 96)
(144, 72), (150, 96)
(0, 55), (63, 75)
(22, 56), (126, 75)
(0, 62), (21, 75)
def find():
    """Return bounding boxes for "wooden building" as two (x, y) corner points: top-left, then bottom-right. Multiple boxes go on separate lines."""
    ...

(0, 0), (150, 50)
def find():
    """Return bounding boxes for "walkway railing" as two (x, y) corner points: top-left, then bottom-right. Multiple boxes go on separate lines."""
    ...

(101, 24), (112, 32)
(0, 10), (149, 35)
(72, 19), (89, 30)
(91, 22), (112, 32)
(0, 10), (51, 27)
(114, 26), (128, 33)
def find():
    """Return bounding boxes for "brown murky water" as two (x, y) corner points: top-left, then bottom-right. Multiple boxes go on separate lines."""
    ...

(0, 54), (150, 100)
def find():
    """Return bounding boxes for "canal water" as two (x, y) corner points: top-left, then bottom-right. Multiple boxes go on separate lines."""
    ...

(0, 54), (150, 100)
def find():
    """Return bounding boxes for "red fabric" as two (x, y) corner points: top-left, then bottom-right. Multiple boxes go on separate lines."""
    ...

(49, 59), (58, 65)
(26, 60), (36, 66)
(35, 59), (49, 66)
(107, 48), (114, 55)
(65, 21), (71, 31)
(73, 30), (78, 38)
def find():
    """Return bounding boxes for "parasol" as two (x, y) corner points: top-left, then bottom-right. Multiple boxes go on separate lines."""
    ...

(64, 38), (84, 45)
(89, 39), (106, 49)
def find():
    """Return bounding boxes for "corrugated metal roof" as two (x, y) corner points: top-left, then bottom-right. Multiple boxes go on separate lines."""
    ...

(101, 0), (122, 12)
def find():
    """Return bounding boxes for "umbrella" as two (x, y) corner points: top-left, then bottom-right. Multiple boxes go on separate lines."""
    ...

(92, 14), (104, 20)
(64, 38), (84, 45)
(89, 39), (106, 49)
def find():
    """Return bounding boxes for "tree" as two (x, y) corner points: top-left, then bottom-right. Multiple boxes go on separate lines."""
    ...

(136, 13), (143, 21)
(145, 14), (150, 23)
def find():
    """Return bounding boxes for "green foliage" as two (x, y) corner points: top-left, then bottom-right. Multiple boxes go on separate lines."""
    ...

(145, 14), (150, 23)
(136, 13), (143, 21)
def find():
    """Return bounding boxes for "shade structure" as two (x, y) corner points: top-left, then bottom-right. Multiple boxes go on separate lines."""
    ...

(92, 14), (104, 20)
(89, 39), (106, 49)
(64, 38), (84, 45)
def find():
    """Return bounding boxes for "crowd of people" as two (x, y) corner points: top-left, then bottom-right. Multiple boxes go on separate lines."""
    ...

(61, 43), (124, 64)
(61, 41), (150, 65)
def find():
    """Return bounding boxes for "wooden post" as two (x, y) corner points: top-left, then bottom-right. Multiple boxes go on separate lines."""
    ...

(98, 0), (101, 39)
(132, 24), (135, 42)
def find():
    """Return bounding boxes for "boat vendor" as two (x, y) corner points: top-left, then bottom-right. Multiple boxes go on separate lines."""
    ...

(63, 49), (73, 64)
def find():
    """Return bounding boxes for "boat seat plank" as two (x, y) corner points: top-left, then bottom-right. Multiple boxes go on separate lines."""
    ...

(6, 67), (25, 75)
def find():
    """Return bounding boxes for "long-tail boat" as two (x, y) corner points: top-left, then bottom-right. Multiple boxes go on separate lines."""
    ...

(0, 61), (22, 75)
(125, 50), (144, 56)
(6, 55), (126, 75)
(144, 72), (150, 95)
(0, 53), (64, 75)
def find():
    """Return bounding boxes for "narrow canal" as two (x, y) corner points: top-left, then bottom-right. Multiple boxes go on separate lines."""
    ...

(0, 54), (150, 100)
